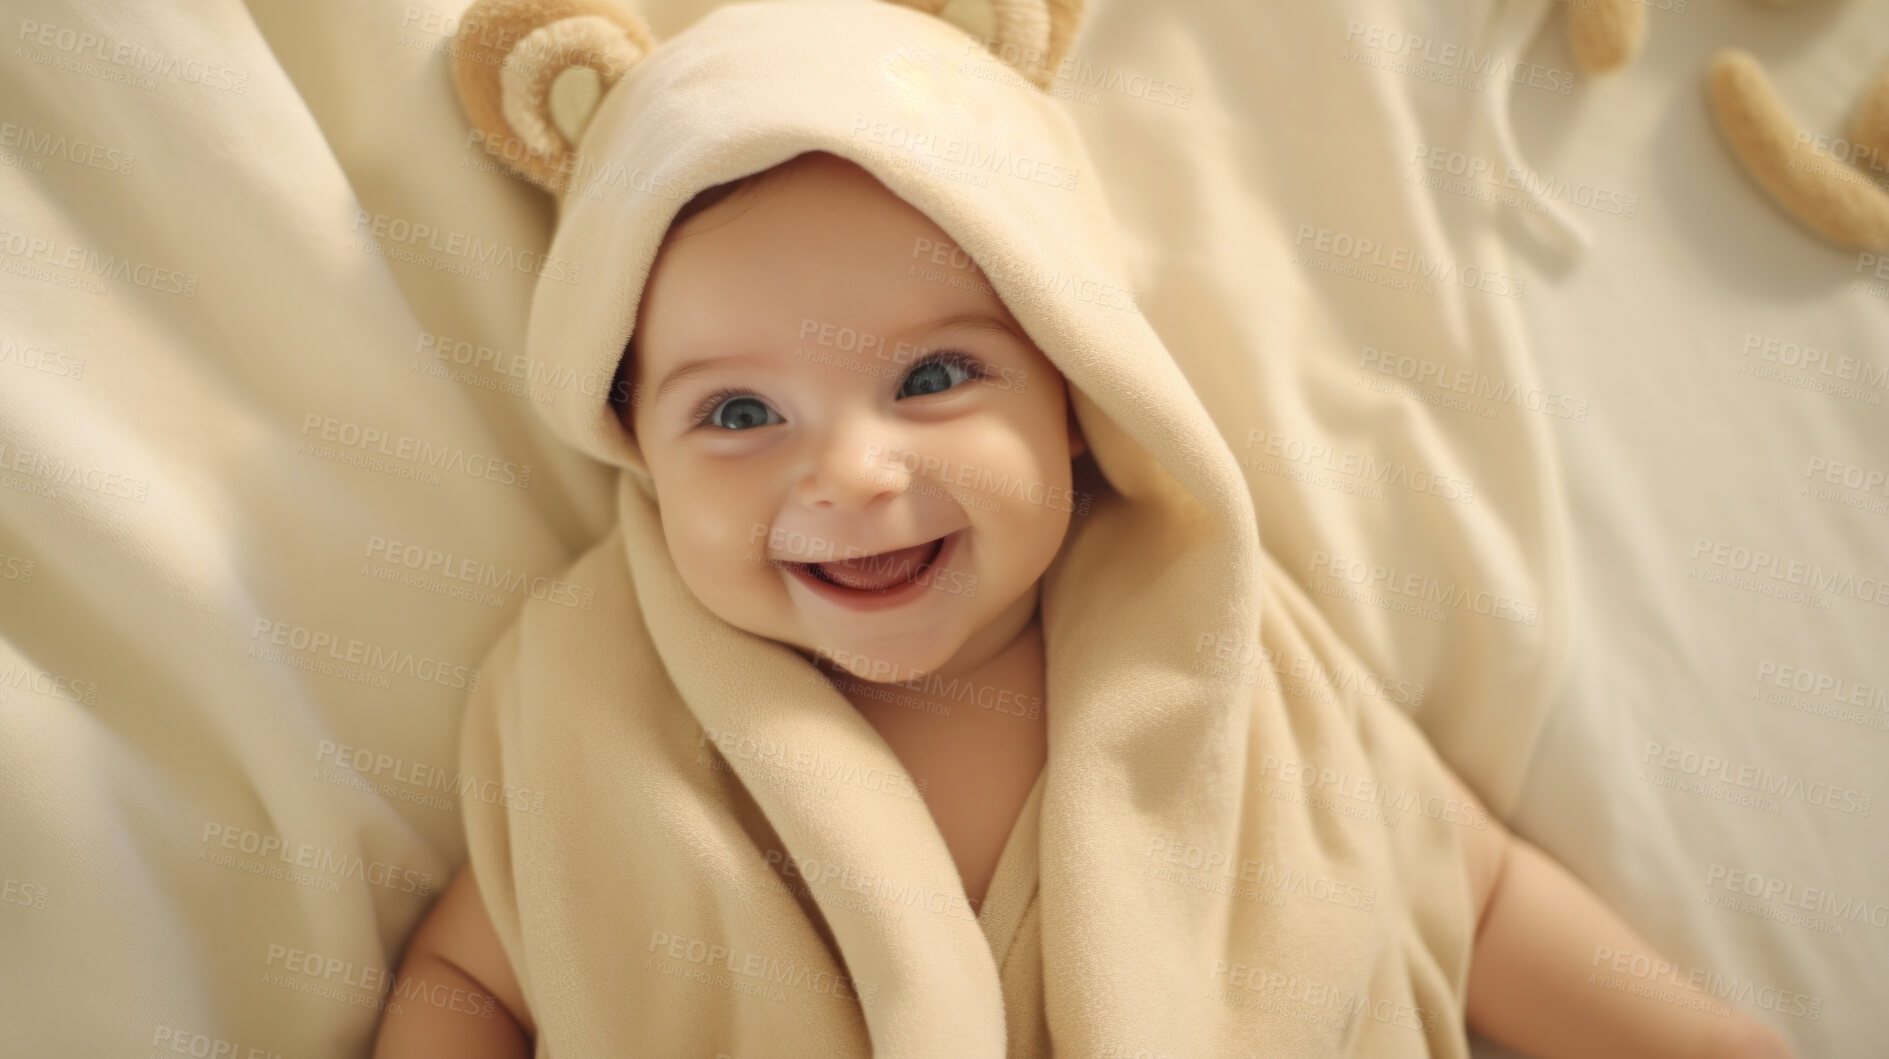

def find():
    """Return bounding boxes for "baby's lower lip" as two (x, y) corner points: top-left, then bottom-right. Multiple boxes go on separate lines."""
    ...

(782, 530), (961, 610)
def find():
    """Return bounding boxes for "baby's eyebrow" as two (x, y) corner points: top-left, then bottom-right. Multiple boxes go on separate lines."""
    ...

(651, 353), (774, 407)
(650, 311), (1024, 406)
(921, 311), (1026, 344)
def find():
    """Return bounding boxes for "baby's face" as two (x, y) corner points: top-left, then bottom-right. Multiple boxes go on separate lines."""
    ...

(629, 153), (1085, 684)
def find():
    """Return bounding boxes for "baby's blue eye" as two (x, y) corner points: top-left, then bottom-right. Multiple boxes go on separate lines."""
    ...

(691, 351), (990, 431)
(899, 352), (987, 398)
(703, 394), (781, 431)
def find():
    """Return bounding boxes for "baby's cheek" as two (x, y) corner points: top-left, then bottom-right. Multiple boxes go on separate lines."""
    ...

(672, 544), (768, 632)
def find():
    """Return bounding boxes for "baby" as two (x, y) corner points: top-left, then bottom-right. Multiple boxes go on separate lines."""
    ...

(375, 148), (1791, 1059)
(374, 1), (1799, 1056)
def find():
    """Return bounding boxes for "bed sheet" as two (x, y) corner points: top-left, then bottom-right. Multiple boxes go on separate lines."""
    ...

(1492, 1), (1889, 1054)
(0, 0), (614, 1053)
(0, 0), (1877, 1054)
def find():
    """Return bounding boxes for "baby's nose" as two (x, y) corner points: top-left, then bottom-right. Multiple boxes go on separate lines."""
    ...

(796, 421), (912, 510)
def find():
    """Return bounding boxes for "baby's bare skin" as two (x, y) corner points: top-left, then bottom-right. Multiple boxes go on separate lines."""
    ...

(374, 153), (1798, 1058)
(830, 607), (1050, 909)
(1448, 769), (1795, 1059)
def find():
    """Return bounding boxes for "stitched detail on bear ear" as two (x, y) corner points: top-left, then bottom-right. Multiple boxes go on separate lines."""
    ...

(450, 0), (657, 195)
(500, 15), (647, 160)
(884, 0), (1083, 92)
(549, 66), (605, 145)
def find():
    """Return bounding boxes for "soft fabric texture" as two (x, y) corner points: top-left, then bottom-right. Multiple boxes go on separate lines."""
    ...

(455, 1), (1480, 1055)
(16, 0), (1879, 1055)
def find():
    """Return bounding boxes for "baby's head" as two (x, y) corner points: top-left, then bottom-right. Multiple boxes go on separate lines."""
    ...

(611, 150), (1087, 685)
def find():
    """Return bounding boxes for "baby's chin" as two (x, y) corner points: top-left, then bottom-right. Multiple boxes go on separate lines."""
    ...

(805, 643), (958, 688)
(681, 588), (959, 686)
(762, 619), (955, 684)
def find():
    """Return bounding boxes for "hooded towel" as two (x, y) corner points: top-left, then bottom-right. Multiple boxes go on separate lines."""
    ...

(449, 0), (1481, 1054)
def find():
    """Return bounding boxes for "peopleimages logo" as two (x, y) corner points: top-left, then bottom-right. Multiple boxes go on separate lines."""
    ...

(248, 617), (483, 692)
(1358, 346), (1590, 422)
(364, 535), (595, 610)
(0, 661), (98, 705)
(299, 414), (532, 490)
(0, 229), (198, 297)
(1408, 145), (1638, 218)
(850, 118), (1079, 191)
(0, 120), (135, 174)
(200, 821), (434, 896)
(1689, 536), (1889, 609)
(1704, 865), (1889, 931)
(15, 18), (251, 93)
(316, 740), (548, 815)
(350, 210), (581, 284)
(646, 929), (876, 1004)
(1341, 20), (1576, 95)
(1640, 741), (1872, 816)
(0, 337), (86, 380)
(1589, 946), (1822, 1022)
(862, 443), (1089, 516)
(1754, 660), (1887, 711)
(1292, 224), (1525, 300)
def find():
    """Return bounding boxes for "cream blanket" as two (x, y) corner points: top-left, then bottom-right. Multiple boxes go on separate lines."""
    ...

(457, 1), (1479, 1055)
(7, 0), (1878, 1053)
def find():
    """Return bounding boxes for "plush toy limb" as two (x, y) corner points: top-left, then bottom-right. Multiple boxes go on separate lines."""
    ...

(1568, 0), (1647, 75)
(1851, 62), (1889, 173)
(1707, 48), (1889, 249)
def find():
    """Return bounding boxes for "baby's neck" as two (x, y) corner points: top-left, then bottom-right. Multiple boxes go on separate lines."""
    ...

(839, 608), (1050, 912)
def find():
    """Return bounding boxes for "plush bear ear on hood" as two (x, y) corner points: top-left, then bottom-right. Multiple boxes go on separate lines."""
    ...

(451, 0), (662, 193)
(451, 0), (1084, 195)
(894, 0), (1085, 90)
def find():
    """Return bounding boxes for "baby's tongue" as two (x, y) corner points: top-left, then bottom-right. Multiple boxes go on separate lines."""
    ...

(814, 539), (937, 591)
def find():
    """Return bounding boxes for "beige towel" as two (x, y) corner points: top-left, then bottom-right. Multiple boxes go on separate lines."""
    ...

(452, 0), (1479, 1054)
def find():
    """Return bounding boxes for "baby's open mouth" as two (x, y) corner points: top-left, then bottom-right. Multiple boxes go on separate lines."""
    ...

(790, 536), (947, 593)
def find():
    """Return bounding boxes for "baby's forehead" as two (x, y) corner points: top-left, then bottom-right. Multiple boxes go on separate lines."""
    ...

(644, 232), (1016, 339)
(627, 158), (1039, 380)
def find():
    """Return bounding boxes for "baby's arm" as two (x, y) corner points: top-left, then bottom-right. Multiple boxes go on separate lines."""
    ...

(372, 862), (535, 1059)
(1448, 769), (1796, 1059)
